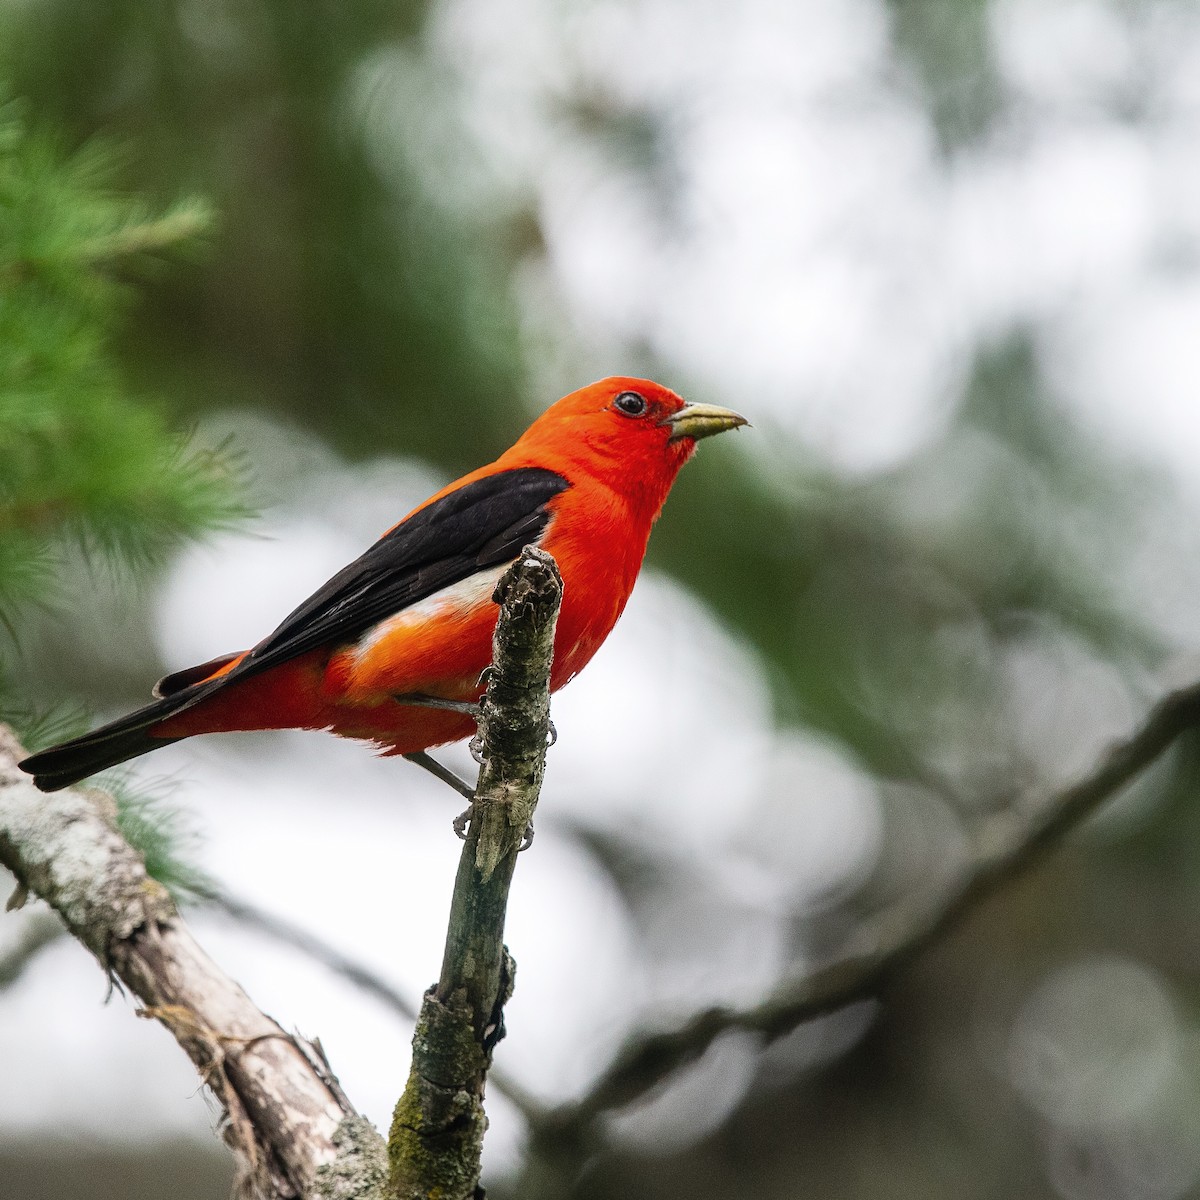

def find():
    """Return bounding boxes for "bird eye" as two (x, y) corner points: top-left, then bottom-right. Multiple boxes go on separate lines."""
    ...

(613, 391), (647, 417)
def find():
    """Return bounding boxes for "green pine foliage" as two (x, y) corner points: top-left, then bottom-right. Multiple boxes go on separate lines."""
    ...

(109, 778), (215, 903)
(0, 95), (245, 895)
(0, 97), (245, 623)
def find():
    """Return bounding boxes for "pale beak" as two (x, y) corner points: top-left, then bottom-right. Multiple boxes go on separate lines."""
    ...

(661, 402), (749, 443)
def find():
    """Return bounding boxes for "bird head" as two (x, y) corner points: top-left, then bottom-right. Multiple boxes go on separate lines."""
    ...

(507, 377), (747, 516)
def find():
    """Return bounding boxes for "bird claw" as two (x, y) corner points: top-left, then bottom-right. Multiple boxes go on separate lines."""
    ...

(450, 806), (531, 849)
(401, 698), (545, 851)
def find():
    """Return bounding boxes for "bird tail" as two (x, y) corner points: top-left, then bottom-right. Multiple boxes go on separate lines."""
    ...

(18, 653), (241, 793)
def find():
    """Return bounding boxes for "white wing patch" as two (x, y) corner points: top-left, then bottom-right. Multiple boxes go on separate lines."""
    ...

(350, 562), (510, 662)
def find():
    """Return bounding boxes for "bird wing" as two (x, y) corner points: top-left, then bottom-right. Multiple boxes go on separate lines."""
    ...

(221, 465), (571, 686)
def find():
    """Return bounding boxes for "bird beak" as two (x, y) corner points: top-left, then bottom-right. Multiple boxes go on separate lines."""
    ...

(661, 403), (749, 443)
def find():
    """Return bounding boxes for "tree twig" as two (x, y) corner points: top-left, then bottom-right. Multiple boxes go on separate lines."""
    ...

(388, 546), (562, 1200)
(205, 889), (420, 1021)
(539, 680), (1200, 1137)
(202, 886), (549, 1129)
(0, 725), (387, 1200)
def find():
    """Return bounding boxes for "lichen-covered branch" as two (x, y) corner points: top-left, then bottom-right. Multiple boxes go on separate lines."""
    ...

(538, 680), (1200, 1138)
(0, 725), (387, 1200)
(389, 546), (562, 1200)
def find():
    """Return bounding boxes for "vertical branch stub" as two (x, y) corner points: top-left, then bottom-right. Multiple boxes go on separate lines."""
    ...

(389, 546), (562, 1200)
(471, 545), (562, 883)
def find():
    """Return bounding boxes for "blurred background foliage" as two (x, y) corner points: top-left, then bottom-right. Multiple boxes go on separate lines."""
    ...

(5, 1), (1200, 1198)
(0, 95), (242, 735)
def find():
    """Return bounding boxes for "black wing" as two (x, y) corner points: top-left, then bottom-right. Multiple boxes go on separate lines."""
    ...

(229, 465), (571, 682)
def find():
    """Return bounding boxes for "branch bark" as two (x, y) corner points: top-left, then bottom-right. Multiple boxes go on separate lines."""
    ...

(537, 680), (1200, 1139)
(0, 725), (387, 1200)
(388, 546), (562, 1200)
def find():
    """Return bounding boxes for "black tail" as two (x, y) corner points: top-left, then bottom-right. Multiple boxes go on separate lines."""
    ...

(16, 662), (241, 792)
(18, 696), (194, 792)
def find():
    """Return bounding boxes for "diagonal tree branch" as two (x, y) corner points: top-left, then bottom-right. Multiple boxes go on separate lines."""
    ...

(0, 725), (387, 1200)
(539, 680), (1200, 1137)
(389, 546), (562, 1200)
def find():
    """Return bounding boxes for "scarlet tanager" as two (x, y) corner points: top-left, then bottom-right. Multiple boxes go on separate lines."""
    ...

(20, 377), (746, 792)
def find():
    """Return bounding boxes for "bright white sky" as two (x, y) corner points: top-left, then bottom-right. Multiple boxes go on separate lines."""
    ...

(5, 0), (1200, 1187)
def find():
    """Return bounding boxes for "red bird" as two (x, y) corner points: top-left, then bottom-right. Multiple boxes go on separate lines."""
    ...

(20, 377), (746, 793)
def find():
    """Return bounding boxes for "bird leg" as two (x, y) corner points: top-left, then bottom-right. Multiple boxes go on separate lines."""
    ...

(393, 692), (482, 719)
(403, 751), (478, 843)
(398, 699), (537, 850)
(402, 750), (535, 850)
(403, 751), (476, 802)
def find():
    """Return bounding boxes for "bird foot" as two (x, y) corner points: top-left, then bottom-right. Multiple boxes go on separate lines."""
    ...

(453, 805), (472, 840)
(450, 804), (534, 851)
